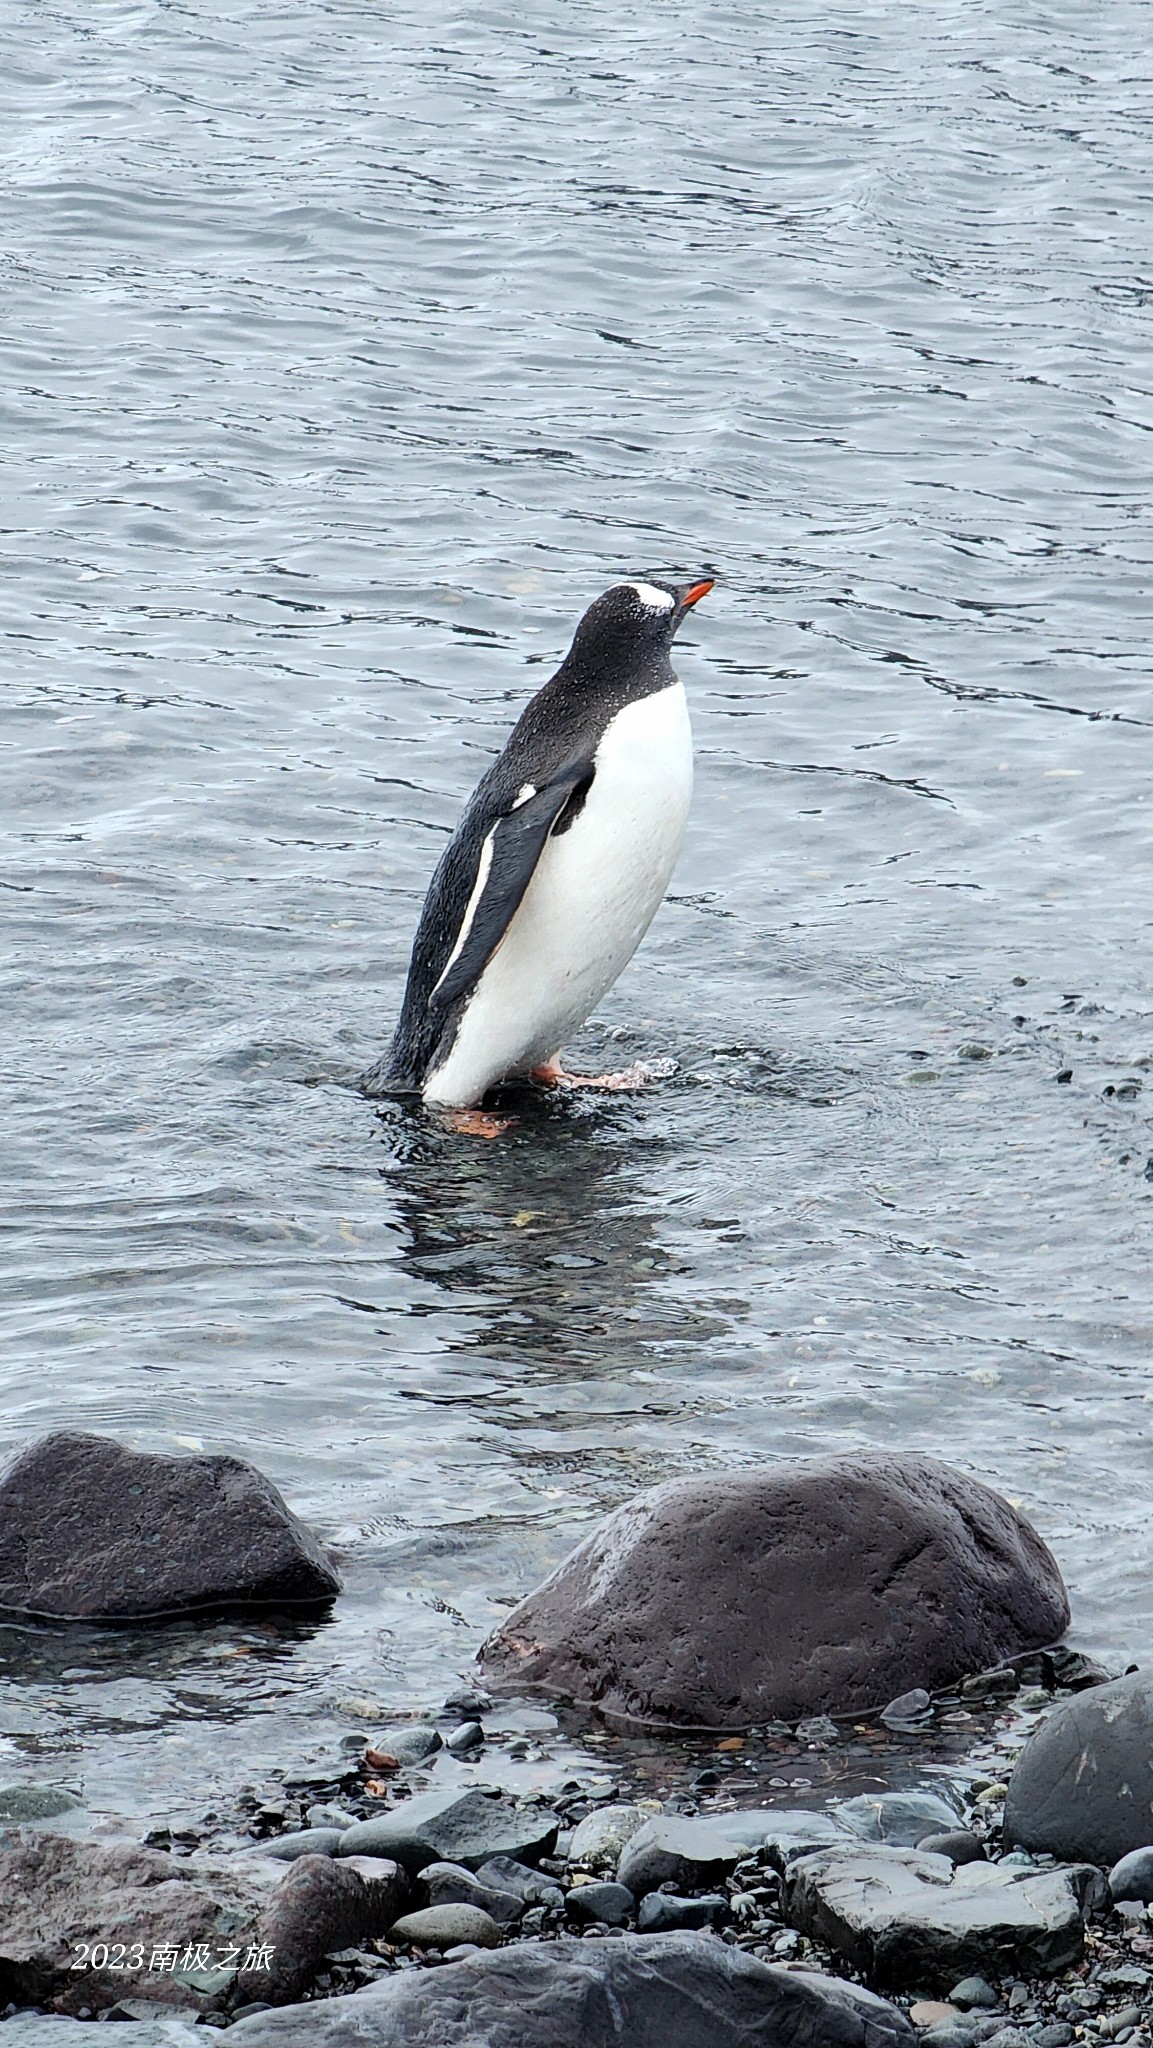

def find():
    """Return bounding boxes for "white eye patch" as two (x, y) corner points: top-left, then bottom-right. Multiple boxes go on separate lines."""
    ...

(626, 580), (675, 612)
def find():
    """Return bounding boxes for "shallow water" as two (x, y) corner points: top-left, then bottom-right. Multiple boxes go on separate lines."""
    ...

(2, 0), (1153, 1828)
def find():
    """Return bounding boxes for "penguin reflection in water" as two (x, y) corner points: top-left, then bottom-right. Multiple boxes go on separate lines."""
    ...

(360, 575), (715, 1134)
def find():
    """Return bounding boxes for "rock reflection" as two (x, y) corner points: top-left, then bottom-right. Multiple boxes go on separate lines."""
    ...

(373, 1093), (725, 1380)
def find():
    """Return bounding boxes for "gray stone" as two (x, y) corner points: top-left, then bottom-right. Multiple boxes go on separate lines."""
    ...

(473, 1855), (563, 1910)
(1109, 1845), (1153, 1904)
(921, 2027), (978, 2048)
(336, 1787), (558, 1875)
(636, 1890), (728, 1931)
(0, 1431), (340, 1619)
(252, 1827), (345, 1861)
(949, 1976), (1000, 2009)
(881, 1688), (933, 1727)
(388, 1903), (503, 1950)
(226, 1931), (918, 2045)
(708, 1805), (846, 1866)
(916, 1833), (987, 1866)
(567, 1802), (648, 1872)
(976, 2033), (1030, 2048)
(339, 1856), (412, 1928)
(0, 1783), (82, 1820)
(235, 1853), (406, 2006)
(371, 1726), (443, 1767)
(1033, 2027), (1074, 2047)
(836, 1791), (963, 1847)
(306, 1804), (356, 1829)
(785, 1843), (1086, 1991)
(419, 1858), (524, 1925)
(566, 1881), (635, 1927)
(1005, 1674), (1153, 1867)
(616, 1814), (743, 1897)
(446, 1720), (484, 1754)
(479, 1454), (1069, 1726)
(0, 1832), (286, 2013)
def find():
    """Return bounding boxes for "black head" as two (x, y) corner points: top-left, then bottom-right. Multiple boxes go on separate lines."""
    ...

(565, 574), (715, 678)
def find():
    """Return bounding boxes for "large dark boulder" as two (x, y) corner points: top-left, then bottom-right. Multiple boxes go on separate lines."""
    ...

(228, 1932), (917, 2046)
(1005, 1672), (1153, 1866)
(0, 1432), (340, 1620)
(479, 1454), (1068, 1727)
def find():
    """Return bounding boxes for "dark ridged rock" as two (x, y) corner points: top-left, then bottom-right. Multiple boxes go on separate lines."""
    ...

(0, 1432), (340, 1620)
(784, 1844), (1087, 1991)
(336, 1787), (558, 1875)
(480, 1454), (1068, 1727)
(1005, 1673), (1153, 1867)
(227, 1931), (917, 2045)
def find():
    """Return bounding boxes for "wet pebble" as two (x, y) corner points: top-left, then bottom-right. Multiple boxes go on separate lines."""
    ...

(388, 1904), (503, 1950)
(446, 1721), (485, 1755)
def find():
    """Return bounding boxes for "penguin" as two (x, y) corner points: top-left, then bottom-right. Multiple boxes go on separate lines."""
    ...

(360, 574), (714, 1114)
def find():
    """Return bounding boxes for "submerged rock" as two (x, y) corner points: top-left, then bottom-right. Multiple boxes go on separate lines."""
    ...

(0, 1431), (340, 1620)
(226, 1930), (918, 2046)
(479, 1454), (1068, 1725)
(1005, 1673), (1153, 1867)
(835, 1791), (963, 1847)
(784, 1843), (1087, 1991)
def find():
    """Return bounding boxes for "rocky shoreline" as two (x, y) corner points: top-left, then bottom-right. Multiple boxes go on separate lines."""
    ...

(0, 1434), (1150, 2042)
(2, 1654), (1152, 2044)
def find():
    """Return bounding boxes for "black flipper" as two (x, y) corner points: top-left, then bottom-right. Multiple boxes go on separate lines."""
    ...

(429, 763), (594, 1015)
(360, 757), (595, 1097)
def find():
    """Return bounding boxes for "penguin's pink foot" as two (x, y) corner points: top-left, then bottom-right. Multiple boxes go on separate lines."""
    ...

(530, 1059), (665, 1093)
(439, 1107), (516, 1139)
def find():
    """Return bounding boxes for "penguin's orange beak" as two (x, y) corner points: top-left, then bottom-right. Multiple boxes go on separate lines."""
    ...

(679, 578), (715, 609)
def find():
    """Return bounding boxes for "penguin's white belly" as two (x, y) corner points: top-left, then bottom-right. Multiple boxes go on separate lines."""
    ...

(425, 682), (693, 1107)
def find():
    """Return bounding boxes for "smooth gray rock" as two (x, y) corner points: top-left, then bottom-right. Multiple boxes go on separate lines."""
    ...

(479, 1454), (1069, 1726)
(566, 1881), (635, 1927)
(1108, 1843), (1153, 1903)
(336, 1787), (559, 1875)
(708, 1805), (845, 1866)
(0, 1431), (340, 1619)
(916, 1832), (987, 1867)
(567, 1802), (647, 1872)
(371, 1726), (443, 1767)
(388, 1904), (504, 1950)
(616, 1814), (742, 1897)
(446, 1720), (484, 1754)
(1005, 1673), (1153, 1867)
(473, 1855), (563, 1909)
(420, 1858), (524, 1925)
(948, 1975), (1000, 2008)
(254, 1827), (346, 1861)
(636, 1890), (728, 1931)
(785, 1843), (1086, 1991)
(835, 1791), (963, 1847)
(226, 1931), (918, 2045)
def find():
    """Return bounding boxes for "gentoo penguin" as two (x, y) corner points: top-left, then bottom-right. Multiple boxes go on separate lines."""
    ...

(360, 574), (714, 1113)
